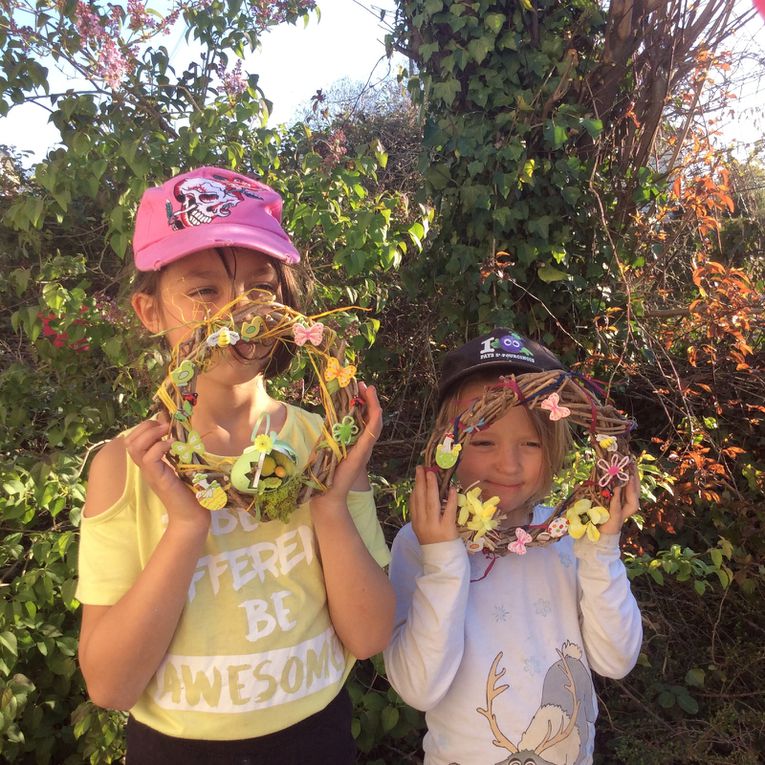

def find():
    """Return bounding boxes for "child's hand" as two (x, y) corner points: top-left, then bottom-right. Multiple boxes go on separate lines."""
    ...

(598, 466), (640, 535)
(124, 413), (209, 530)
(312, 381), (382, 509)
(410, 465), (459, 545)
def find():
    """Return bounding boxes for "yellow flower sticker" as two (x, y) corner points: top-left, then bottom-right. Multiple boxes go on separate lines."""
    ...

(253, 434), (274, 454)
(565, 499), (610, 542)
(457, 486), (501, 540)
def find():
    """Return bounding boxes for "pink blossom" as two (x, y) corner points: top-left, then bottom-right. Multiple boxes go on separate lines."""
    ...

(127, 0), (156, 30)
(220, 60), (247, 98)
(74, 2), (103, 43)
(97, 38), (128, 90)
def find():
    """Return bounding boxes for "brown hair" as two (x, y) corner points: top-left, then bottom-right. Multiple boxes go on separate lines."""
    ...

(437, 370), (573, 505)
(129, 248), (313, 377)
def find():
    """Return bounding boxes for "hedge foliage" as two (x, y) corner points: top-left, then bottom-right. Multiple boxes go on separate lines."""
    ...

(1, 0), (763, 762)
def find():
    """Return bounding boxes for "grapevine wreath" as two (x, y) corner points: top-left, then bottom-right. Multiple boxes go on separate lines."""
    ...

(153, 292), (366, 522)
(424, 370), (636, 555)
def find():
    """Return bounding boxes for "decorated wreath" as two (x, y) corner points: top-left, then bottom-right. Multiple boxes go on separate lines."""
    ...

(153, 292), (366, 522)
(424, 370), (635, 555)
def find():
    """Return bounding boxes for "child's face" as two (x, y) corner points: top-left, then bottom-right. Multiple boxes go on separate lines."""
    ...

(133, 248), (280, 350)
(455, 380), (544, 525)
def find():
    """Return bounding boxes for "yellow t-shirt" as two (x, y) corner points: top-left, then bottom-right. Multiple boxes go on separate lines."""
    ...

(76, 404), (390, 740)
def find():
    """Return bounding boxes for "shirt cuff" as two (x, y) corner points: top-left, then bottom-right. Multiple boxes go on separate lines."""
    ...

(573, 531), (622, 559)
(421, 538), (468, 573)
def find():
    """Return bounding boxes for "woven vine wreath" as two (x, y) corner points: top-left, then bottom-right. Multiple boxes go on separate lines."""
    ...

(153, 292), (366, 522)
(424, 370), (635, 555)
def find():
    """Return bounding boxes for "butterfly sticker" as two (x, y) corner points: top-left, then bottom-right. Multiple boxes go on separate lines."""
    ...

(435, 435), (462, 469)
(171, 360), (195, 387)
(170, 430), (205, 462)
(507, 527), (533, 555)
(206, 327), (240, 348)
(324, 357), (356, 388)
(240, 318), (264, 341)
(173, 400), (193, 423)
(540, 392), (571, 421)
(332, 415), (360, 446)
(293, 322), (325, 347)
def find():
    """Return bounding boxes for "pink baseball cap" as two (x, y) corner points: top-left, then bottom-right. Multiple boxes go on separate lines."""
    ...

(133, 166), (301, 271)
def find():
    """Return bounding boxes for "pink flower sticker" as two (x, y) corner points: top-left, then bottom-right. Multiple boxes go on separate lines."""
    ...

(597, 453), (630, 487)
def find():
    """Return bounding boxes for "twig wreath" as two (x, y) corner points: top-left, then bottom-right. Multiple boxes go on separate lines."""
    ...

(153, 292), (366, 522)
(424, 370), (635, 556)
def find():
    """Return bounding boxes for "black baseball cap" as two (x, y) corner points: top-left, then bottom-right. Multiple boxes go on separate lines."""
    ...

(437, 328), (565, 405)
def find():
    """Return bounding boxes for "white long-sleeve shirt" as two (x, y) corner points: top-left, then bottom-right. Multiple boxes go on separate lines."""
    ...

(383, 506), (642, 765)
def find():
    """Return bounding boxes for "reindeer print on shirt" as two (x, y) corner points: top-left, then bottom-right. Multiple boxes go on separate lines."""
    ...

(477, 642), (595, 765)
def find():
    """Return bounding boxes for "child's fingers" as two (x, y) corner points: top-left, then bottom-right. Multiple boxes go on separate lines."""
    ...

(409, 466), (428, 517)
(622, 470), (641, 517)
(125, 420), (169, 462)
(608, 485), (623, 516)
(424, 469), (444, 521)
(319, 384), (382, 496)
(441, 486), (458, 528)
(142, 438), (172, 466)
(411, 468), (459, 544)
(357, 382), (383, 441)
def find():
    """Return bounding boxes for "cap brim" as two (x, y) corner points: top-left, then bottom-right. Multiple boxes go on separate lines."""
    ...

(437, 359), (559, 404)
(134, 222), (301, 271)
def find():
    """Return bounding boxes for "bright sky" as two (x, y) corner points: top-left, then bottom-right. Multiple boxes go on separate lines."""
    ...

(254, 0), (400, 123)
(0, 0), (762, 162)
(0, 0), (399, 161)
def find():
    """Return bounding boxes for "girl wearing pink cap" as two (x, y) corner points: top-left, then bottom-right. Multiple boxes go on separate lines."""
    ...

(76, 167), (394, 763)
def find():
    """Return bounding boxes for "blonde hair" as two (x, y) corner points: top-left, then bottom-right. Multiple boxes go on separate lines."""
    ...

(436, 371), (572, 505)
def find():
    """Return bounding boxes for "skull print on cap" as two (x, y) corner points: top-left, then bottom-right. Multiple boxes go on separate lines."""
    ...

(133, 166), (300, 271)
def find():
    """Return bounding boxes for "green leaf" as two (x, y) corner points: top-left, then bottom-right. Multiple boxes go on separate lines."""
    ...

(550, 245), (566, 264)
(431, 79), (461, 106)
(0, 631), (18, 656)
(676, 692), (699, 715)
(562, 186), (581, 205)
(544, 122), (569, 150)
(684, 668), (705, 688)
(657, 690), (675, 708)
(381, 705), (399, 732)
(485, 13), (505, 34)
(537, 264), (569, 283)
(467, 37), (492, 65)
(582, 118), (604, 138)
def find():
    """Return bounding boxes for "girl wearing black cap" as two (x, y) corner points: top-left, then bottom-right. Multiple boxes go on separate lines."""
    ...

(384, 329), (642, 765)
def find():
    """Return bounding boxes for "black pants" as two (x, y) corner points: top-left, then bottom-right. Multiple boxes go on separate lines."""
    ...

(125, 688), (356, 765)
